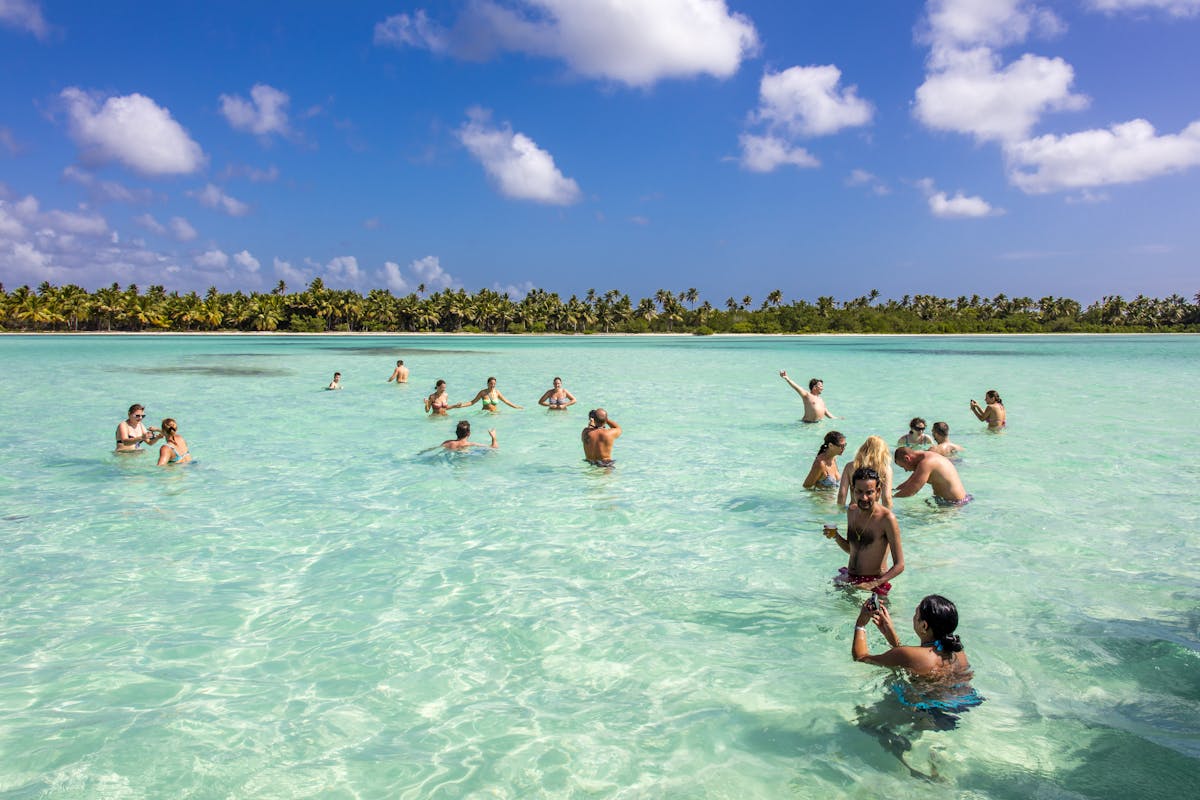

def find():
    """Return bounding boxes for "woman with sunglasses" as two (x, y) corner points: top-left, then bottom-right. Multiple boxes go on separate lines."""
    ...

(896, 417), (935, 449)
(115, 404), (162, 453)
(803, 430), (846, 490)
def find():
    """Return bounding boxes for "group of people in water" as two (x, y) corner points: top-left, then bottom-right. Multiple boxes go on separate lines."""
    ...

(114, 404), (191, 466)
(779, 369), (1005, 723)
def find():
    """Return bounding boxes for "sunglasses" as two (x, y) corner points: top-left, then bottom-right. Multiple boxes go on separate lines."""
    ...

(912, 426), (925, 432)
(133, 414), (145, 419)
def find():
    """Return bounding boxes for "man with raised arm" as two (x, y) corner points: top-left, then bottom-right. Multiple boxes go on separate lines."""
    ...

(581, 408), (621, 467)
(894, 446), (972, 506)
(779, 371), (836, 422)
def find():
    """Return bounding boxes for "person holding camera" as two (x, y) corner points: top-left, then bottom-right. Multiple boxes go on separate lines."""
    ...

(825, 466), (904, 596)
(115, 403), (162, 453)
(581, 408), (621, 467)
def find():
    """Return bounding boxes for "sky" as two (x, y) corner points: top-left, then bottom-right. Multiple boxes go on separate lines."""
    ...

(1, 0), (1199, 304)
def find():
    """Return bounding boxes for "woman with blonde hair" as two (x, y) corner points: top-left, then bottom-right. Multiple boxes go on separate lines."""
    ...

(837, 435), (893, 507)
(156, 418), (192, 466)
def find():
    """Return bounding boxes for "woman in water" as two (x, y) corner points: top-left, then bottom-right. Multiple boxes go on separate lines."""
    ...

(537, 376), (576, 411)
(424, 380), (457, 416)
(156, 418), (192, 466)
(115, 403), (161, 453)
(837, 435), (893, 508)
(460, 377), (523, 413)
(803, 431), (846, 490)
(896, 417), (935, 449)
(970, 389), (1006, 429)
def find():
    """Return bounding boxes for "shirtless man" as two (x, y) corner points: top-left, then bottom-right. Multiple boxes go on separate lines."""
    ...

(387, 360), (409, 384)
(929, 421), (963, 458)
(327, 372), (342, 390)
(779, 371), (836, 422)
(115, 403), (161, 453)
(434, 420), (497, 451)
(826, 466), (904, 596)
(581, 408), (621, 467)
(894, 446), (971, 505)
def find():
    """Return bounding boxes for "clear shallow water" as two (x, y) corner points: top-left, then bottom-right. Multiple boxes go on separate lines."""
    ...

(1, 333), (1198, 798)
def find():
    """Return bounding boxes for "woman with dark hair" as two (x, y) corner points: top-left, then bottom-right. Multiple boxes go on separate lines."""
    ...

(156, 418), (192, 466)
(538, 377), (576, 410)
(461, 376), (523, 413)
(424, 380), (457, 416)
(970, 389), (1006, 429)
(897, 417), (934, 449)
(803, 430), (846, 489)
(852, 594), (973, 679)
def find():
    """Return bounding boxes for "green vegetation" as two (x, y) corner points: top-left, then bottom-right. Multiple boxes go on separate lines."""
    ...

(2, 280), (1198, 334)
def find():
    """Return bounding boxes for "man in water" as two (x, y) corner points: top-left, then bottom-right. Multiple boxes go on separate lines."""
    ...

(115, 403), (162, 453)
(929, 421), (963, 458)
(779, 371), (836, 422)
(327, 372), (343, 390)
(437, 420), (497, 451)
(582, 408), (621, 467)
(893, 446), (971, 505)
(387, 360), (409, 384)
(826, 466), (904, 595)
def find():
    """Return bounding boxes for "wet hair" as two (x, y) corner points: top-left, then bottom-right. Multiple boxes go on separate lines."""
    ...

(986, 389), (1003, 405)
(909, 417), (926, 431)
(128, 404), (144, 415)
(817, 431), (846, 455)
(932, 421), (950, 438)
(397, 360), (404, 366)
(848, 436), (893, 508)
(917, 594), (963, 656)
(851, 466), (880, 488)
(808, 378), (822, 391)
(455, 420), (471, 439)
(894, 446), (915, 464)
(161, 418), (178, 438)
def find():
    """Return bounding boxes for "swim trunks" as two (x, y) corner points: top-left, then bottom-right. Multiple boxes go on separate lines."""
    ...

(835, 567), (891, 596)
(933, 494), (973, 507)
(587, 459), (616, 468)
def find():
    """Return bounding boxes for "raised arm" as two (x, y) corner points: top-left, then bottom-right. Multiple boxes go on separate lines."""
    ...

(605, 418), (621, 438)
(852, 602), (919, 666)
(969, 399), (986, 421)
(488, 429), (498, 448)
(779, 370), (808, 398)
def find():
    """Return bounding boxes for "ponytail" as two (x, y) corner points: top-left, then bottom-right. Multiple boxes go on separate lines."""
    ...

(818, 431), (845, 455)
(917, 594), (963, 658)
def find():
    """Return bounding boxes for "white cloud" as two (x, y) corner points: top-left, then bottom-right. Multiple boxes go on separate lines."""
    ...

(0, 201), (28, 238)
(169, 216), (197, 241)
(375, 0), (758, 87)
(382, 261), (409, 292)
(133, 213), (166, 236)
(194, 249), (229, 270)
(1, 126), (23, 155)
(408, 255), (455, 290)
(1005, 119), (1200, 193)
(222, 163), (280, 183)
(1086, 0), (1200, 16)
(273, 257), (308, 286)
(0, 0), (50, 40)
(189, 183), (250, 216)
(233, 249), (260, 272)
(60, 88), (206, 176)
(846, 169), (890, 195)
(44, 208), (108, 236)
(914, 47), (1086, 143)
(918, 177), (1003, 218)
(737, 134), (819, 172)
(920, 0), (1064, 54)
(754, 66), (873, 137)
(324, 255), (362, 285)
(458, 108), (581, 204)
(219, 84), (291, 137)
(493, 280), (534, 300)
(61, 166), (153, 204)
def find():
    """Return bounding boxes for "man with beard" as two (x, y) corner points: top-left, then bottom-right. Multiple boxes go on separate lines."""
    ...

(825, 466), (905, 596)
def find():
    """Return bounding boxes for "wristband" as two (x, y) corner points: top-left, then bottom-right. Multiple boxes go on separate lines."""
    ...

(854, 625), (867, 632)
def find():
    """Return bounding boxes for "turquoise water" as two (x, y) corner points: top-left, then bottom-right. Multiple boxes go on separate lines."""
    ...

(1, 333), (1198, 798)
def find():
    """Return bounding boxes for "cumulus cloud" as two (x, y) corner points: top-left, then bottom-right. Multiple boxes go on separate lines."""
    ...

(273, 257), (308, 286)
(920, 0), (1064, 54)
(737, 134), (819, 172)
(753, 66), (874, 137)
(169, 216), (198, 241)
(918, 177), (1003, 218)
(914, 47), (1086, 143)
(60, 87), (206, 176)
(324, 255), (362, 285)
(374, 0), (758, 87)
(62, 166), (153, 204)
(233, 249), (260, 272)
(133, 213), (166, 236)
(219, 84), (291, 137)
(382, 261), (410, 292)
(188, 183), (250, 216)
(493, 280), (534, 300)
(1086, 0), (1200, 16)
(408, 254), (456, 290)
(457, 108), (581, 204)
(194, 249), (229, 270)
(0, 0), (51, 40)
(846, 169), (890, 195)
(1005, 119), (1200, 193)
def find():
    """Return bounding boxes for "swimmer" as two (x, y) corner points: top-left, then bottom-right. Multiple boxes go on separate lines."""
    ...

(156, 418), (192, 466)
(803, 431), (846, 490)
(581, 408), (621, 467)
(779, 371), (837, 422)
(853, 594), (975, 683)
(837, 436), (893, 508)
(327, 372), (343, 390)
(897, 417), (935, 450)
(969, 389), (1005, 429)
(430, 420), (497, 451)
(828, 466), (904, 595)
(424, 380), (461, 416)
(387, 360), (409, 384)
(115, 404), (162, 453)
(928, 422), (963, 458)
(460, 377), (523, 412)
(894, 447), (970, 505)
(538, 377), (577, 410)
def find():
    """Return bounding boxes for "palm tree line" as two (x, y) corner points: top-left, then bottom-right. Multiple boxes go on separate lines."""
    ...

(2, 280), (1198, 334)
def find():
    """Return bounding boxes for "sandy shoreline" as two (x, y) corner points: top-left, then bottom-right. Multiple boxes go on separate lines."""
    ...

(1, 330), (1192, 337)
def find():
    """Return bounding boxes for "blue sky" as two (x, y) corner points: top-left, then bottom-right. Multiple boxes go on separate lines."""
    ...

(1, 1), (1198, 303)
